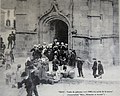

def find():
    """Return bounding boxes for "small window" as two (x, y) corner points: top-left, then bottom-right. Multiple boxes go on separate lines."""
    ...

(6, 20), (11, 26)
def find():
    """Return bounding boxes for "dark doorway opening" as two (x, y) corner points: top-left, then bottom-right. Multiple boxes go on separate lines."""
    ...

(49, 20), (68, 43)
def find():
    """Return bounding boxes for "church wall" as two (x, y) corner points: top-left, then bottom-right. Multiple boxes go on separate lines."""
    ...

(73, 37), (89, 59)
(15, 0), (119, 65)
(1, 0), (16, 9)
(73, 0), (89, 35)
(15, 0), (39, 57)
(15, 33), (38, 57)
(39, 0), (70, 17)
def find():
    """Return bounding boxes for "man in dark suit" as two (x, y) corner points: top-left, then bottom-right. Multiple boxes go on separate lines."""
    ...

(76, 57), (84, 78)
(11, 31), (16, 48)
(98, 61), (104, 79)
(18, 72), (33, 96)
(92, 58), (97, 78)
(7, 34), (12, 49)
(19, 66), (40, 96)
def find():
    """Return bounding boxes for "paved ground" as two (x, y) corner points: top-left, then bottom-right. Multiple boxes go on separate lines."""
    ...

(0, 57), (120, 96)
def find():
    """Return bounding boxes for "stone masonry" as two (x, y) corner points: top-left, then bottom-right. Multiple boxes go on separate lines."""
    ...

(1, 0), (119, 65)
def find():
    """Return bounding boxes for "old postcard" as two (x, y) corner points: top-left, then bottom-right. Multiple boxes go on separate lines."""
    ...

(0, 0), (120, 96)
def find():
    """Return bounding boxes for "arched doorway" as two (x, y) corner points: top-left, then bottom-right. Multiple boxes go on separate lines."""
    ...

(38, 1), (71, 46)
(48, 19), (68, 43)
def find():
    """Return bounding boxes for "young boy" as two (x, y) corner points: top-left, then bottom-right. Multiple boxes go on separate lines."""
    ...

(76, 57), (84, 78)
(98, 61), (104, 79)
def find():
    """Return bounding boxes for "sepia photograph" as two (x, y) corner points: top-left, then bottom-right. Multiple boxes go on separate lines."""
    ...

(0, 0), (120, 96)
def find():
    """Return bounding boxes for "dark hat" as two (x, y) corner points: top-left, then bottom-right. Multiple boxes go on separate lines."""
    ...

(98, 61), (101, 63)
(72, 50), (75, 52)
(26, 61), (32, 66)
(21, 72), (27, 77)
(93, 58), (96, 60)
(17, 64), (21, 68)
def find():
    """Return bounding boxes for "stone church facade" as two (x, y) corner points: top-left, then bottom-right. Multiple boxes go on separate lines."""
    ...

(15, 0), (119, 65)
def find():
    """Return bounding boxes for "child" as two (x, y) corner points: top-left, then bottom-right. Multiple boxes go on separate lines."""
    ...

(98, 61), (104, 79)
(4, 66), (12, 85)
(76, 57), (84, 78)
(62, 57), (67, 71)
(52, 55), (59, 72)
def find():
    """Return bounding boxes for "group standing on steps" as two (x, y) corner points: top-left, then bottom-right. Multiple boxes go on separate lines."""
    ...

(0, 36), (104, 96)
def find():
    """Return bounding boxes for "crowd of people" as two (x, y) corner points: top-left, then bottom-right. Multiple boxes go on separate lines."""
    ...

(14, 39), (78, 96)
(28, 39), (104, 79)
(30, 39), (77, 68)
(15, 38), (104, 96)
(0, 37), (104, 96)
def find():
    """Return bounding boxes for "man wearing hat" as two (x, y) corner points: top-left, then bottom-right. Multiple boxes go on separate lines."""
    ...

(98, 61), (104, 79)
(7, 34), (12, 49)
(19, 72), (33, 96)
(92, 58), (97, 78)
(76, 57), (84, 78)
(30, 45), (40, 60)
(28, 66), (40, 96)
(19, 66), (40, 96)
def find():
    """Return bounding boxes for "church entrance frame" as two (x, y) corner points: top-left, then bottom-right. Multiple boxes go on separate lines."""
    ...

(38, 2), (72, 48)
(48, 19), (68, 43)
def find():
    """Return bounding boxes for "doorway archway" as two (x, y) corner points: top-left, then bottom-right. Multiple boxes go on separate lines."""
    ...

(38, 1), (71, 46)
(48, 19), (68, 43)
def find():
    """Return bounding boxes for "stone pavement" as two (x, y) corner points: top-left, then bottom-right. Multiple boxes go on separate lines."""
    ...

(2, 57), (120, 83)
(1, 57), (120, 84)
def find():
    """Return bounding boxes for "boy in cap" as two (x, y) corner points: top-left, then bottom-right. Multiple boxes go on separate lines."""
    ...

(76, 57), (84, 78)
(18, 72), (33, 96)
(19, 66), (40, 96)
(98, 61), (104, 79)
(92, 58), (97, 78)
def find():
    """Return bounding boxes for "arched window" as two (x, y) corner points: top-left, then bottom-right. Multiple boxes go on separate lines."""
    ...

(6, 19), (11, 26)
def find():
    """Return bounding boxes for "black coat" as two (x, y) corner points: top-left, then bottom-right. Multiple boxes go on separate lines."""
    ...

(77, 60), (83, 69)
(92, 61), (97, 70)
(98, 64), (104, 75)
(52, 58), (59, 71)
(19, 72), (40, 89)
(30, 72), (40, 85)
(20, 77), (32, 89)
